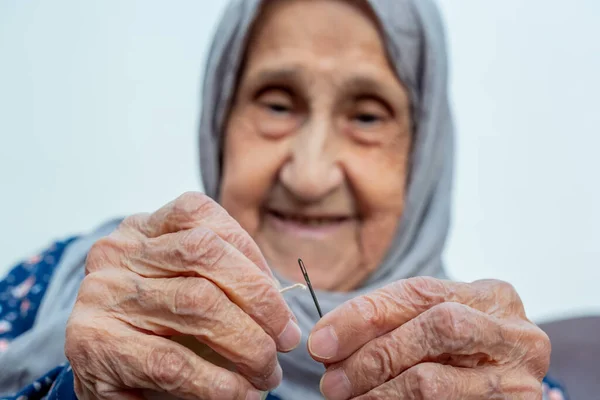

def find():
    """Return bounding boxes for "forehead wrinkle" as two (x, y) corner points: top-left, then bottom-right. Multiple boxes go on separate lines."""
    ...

(258, 58), (400, 88)
(244, 51), (393, 85)
(248, 0), (384, 53)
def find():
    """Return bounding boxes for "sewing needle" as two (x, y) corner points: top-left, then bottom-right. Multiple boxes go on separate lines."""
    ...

(298, 258), (323, 318)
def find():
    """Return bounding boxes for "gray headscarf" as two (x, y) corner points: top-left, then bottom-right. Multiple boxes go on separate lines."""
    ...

(0, 0), (453, 398)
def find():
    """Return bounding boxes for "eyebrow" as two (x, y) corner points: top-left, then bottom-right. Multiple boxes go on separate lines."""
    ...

(246, 66), (305, 89)
(341, 76), (395, 99)
(245, 65), (405, 108)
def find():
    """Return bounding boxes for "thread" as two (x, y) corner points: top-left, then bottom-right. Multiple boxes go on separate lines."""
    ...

(279, 283), (307, 293)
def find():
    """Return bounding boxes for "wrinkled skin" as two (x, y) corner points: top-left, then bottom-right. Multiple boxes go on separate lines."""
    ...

(309, 277), (551, 399)
(65, 0), (553, 399)
(65, 192), (301, 399)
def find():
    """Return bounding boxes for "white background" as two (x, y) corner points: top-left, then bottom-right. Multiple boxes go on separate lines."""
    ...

(1, 0), (598, 323)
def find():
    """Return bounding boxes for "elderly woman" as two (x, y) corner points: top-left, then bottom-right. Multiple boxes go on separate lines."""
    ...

(0, 0), (566, 399)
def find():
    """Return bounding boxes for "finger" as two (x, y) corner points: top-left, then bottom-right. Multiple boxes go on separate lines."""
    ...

(352, 363), (541, 400)
(122, 191), (276, 283)
(78, 380), (145, 400)
(66, 312), (266, 399)
(86, 226), (300, 352)
(75, 369), (146, 400)
(309, 277), (526, 362)
(139, 228), (299, 351)
(320, 302), (539, 399)
(87, 270), (282, 388)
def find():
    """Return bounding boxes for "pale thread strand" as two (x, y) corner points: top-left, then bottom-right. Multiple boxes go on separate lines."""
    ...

(279, 283), (307, 293)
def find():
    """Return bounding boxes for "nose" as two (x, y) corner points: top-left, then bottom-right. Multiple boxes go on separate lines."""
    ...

(279, 116), (344, 203)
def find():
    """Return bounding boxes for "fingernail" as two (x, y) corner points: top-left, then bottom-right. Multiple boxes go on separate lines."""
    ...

(278, 319), (302, 351)
(266, 363), (283, 389)
(320, 368), (352, 400)
(245, 389), (263, 400)
(308, 325), (338, 359)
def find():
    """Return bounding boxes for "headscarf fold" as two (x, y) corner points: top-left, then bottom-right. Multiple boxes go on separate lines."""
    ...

(0, 1), (454, 398)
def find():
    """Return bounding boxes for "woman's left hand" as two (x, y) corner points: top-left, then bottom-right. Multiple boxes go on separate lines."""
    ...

(308, 277), (551, 399)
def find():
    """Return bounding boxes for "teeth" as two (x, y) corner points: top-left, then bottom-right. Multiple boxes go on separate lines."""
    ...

(292, 216), (331, 225)
(271, 210), (346, 225)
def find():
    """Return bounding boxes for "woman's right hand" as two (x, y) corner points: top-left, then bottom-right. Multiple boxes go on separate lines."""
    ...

(65, 192), (301, 400)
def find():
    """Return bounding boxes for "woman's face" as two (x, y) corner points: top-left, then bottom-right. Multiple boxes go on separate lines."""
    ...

(220, 0), (412, 291)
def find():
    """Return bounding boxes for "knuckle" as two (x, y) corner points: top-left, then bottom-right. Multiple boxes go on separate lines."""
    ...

(65, 315), (104, 371)
(65, 321), (84, 359)
(483, 373), (503, 397)
(86, 233), (137, 274)
(396, 277), (447, 309)
(85, 237), (117, 274)
(75, 274), (104, 304)
(171, 278), (221, 317)
(426, 302), (473, 351)
(222, 229), (244, 248)
(424, 302), (509, 360)
(146, 346), (193, 391)
(222, 228), (255, 258)
(493, 279), (517, 295)
(403, 276), (443, 293)
(366, 338), (398, 381)
(77, 270), (131, 311)
(528, 328), (552, 379)
(220, 224), (270, 274)
(174, 191), (219, 218)
(77, 270), (122, 309)
(207, 373), (242, 400)
(120, 213), (150, 232)
(351, 295), (388, 333)
(493, 280), (525, 309)
(177, 228), (228, 269)
(407, 364), (444, 399)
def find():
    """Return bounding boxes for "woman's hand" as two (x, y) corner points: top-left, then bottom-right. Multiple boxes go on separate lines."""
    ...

(65, 192), (301, 400)
(309, 277), (551, 399)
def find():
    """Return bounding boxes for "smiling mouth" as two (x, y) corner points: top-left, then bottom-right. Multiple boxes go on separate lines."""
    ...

(266, 208), (353, 228)
(264, 208), (356, 239)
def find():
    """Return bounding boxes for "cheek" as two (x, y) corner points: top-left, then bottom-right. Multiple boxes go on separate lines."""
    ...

(346, 139), (410, 215)
(344, 135), (411, 265)
(219, 115), (287, 235)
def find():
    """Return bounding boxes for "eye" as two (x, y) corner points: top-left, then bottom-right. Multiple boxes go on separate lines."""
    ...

(354, 113), (382, 125)
(267, 103), (291, 114)
(256, 89), (294, 117)
(253, 87), (300, 138)
(351, 98), (390, 128)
